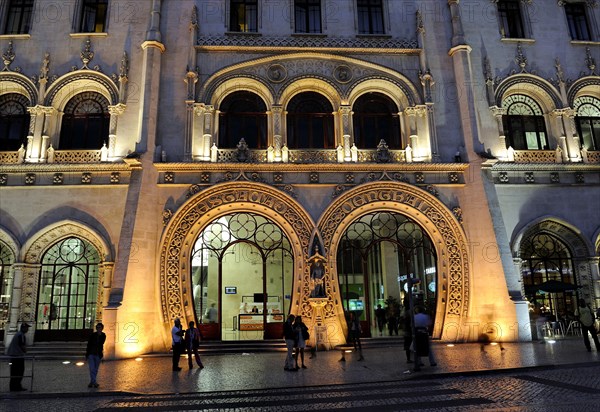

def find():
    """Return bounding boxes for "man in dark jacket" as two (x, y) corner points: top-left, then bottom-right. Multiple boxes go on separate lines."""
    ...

(7, 322), (30, 391)
(283, 314), (297, 371)
(86, 323), (106, 388)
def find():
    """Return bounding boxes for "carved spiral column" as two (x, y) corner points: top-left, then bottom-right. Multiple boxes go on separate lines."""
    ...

(339, 105), (352, 161)
(271, 105), (283, 162)
(108, 104), (126, 159)
(490, 106), (508, 159)
(25, 106), (44, 162)
(193, 104), (214, 161)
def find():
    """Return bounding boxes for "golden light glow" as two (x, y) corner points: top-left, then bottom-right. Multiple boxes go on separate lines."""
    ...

(62, 361), (70, 365)
(135, 357), (143, 361)
(447, 344), (455, 347)
(75, 361), (85, 366)
(490, 342), (498, 346)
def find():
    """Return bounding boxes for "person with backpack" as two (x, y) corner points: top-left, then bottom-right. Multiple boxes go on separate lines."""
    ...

(575, 298), (600, 352)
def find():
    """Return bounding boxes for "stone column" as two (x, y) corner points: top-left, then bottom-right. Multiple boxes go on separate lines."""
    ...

(98, 262), (115, 321)
(271, 105), (283, 162)
(339, 105), (352, 161)
(25, 106), (44, 162)
(489, 106), (508, 159)
(512, 258), (532, 341)
(40, 107), (55, 162)
(108, 104), (126, 159)
(588, 257), (600, 309)
(4, 264), (41, 347)
(184, 70), (198, 162)
(193, 104), (214, 161)
(552, 109), (572, 162)
(404, 106), (426, 159)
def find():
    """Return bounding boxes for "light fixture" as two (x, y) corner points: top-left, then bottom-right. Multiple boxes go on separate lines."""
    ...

(135, 357), (143, 362)
(75, 361), (85, 366)
(446, 344), (455, 347)
(62, 361), (70, 365)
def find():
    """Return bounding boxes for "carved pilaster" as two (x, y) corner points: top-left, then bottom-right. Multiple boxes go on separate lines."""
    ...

(97, 262), (115, 321)
(18, 264), (41, 326)
(108, 104), (126, 158)
(272, 105), (283, 161)
(194, 104), (215, 161)
(552, 108), (579, 162)
(490, 106), (508, 159)
(339, 106), (352, 161)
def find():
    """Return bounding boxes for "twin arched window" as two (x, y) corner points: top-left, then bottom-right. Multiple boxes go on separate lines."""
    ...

(0, 93), (30, 151)
(502, 94), (548, 150)
(574, 96), (600, 151)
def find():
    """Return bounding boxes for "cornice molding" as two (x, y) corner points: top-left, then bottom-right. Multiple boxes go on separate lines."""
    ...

(490, 163), (600, 172)
(0, 162), (135, 173)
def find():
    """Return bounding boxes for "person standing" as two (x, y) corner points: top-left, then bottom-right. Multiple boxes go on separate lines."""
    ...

(206, 303), (218, 323)
(293, 316), (308, 369)
(7, 322), (30, 391)
(413, 306), (436, 370)
(86, 323), (106, 388)
(403, 311), (413, 363)
(575, 299), (600, 352)
(375, 304), (387, 336)
(184, 321), (204, 369)
(347, 312), (364, 361)
(171, 318), (185, 371)
(283, 314), (297, 371)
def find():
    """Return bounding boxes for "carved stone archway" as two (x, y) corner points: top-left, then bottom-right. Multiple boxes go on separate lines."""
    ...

(159, 181), (315, 331)
(318, 181), (471, 341)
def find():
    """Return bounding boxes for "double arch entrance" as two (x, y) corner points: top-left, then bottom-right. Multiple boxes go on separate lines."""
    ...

(160, 180), (470, 343)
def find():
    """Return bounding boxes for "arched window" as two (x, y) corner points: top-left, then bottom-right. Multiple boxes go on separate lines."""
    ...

(502, 94), (548, 150)
(36, 237), (100, 340)
(59, 92), (109, 150)
(0, 93), (30, 151)
(352, 92), (401, 149)
(521, 233), (577, 322)
(0, 241), (16, 340)
(218, 91), (267, 149)
(574, 96), (600, 151)
(286, 92), (334, 149)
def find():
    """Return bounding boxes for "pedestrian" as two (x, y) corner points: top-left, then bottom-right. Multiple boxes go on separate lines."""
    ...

(375, 304), (387, 336)
(347, 311), (364, 360)
(171, 318), (185, 371)
(575, 298), (600, 352)
(205, 303), (218, 323)
(7, 322), (30, 391)
(413, 306), (436, 370)
(387, 309), (399, 336)
(283, 314), (297, 371)
(85, 322), (106, 388)
(293, 315), (309, 369)
(184, 321), (204, 369)
(403, 311), (413, 363)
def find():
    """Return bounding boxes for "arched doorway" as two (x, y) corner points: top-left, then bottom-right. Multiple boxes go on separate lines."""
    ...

(35, 236), (100, 341)
(190, 212), (294, 340)
(337, 211), (437, 337)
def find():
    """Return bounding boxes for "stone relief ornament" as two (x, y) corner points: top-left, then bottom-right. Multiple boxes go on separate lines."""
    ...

(333, 65), (352, 83)
(267, 64), (287, 83)
(162, 209), (173, 226)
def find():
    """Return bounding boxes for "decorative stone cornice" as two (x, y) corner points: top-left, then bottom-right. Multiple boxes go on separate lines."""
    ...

(196, 35), (419, 54)
(0, 162), (135, 173)
(108, 103), (127, 116)
(488, 162), (600, 172)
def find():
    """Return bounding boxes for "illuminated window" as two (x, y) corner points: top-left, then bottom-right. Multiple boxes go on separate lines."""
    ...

(3, 0), (33, 34)
(295, 0), (321, 34)
(286, 92), (334, 149)
(218, 91), (267, 149)
(36, 237), (100, 338)
(497, 0), (525, 38)
(78, 0), (108, 33)
(357, 0), (384, 35)
(565, 3), (591, 41)
(59, 92), (110, 150)
(353, 93), (401, 149)
(502, 95), (548, 150)
(0, 93), (30, 151)
(574, 96), (600, 151)
(0, 241), (16, 338)
(229, 0), (258, 33)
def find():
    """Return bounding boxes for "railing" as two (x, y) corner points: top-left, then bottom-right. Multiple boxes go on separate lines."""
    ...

(217, 148), (407, 163)
(512, 150), (557, 163)
(0, 150), (102, 164)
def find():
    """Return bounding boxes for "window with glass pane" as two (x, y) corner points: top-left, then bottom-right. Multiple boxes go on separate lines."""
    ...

(498, 0), (524, 38)
(352, 92), (401, 149)
(286, 92), (334, 149)
(36, 237), (100, 331)
(218, 91), (267, 149)
(357, 0), (384, 35)
(79, 0), (108, 33)
(59, 92), (110, 150)
(565, 3), (591, 41)
(4, 0), (33, 34)
(0, 241), (15, 335)
(0, 93), (30, 151)
(574, 96), (600, 151)
(502, 95), (548, 150)
(295, 0), (322, 33)
(230, 0), (258, 32)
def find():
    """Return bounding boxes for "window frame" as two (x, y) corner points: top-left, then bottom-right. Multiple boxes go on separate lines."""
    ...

(286, 92), (335, 149)
(564, 2), (592, 41)
(352, 92), (401, 149)
(73, 0), (109, 34)
(218, 91), (268, 149)
(574, 96), (600, 151)
(229, 0), (259, 33)
(294, 0), (322, 34)
(356, 0), (385, 35)
(0, 93), (31, 152)
(502, 94), (548, 150)
(58, 92), (110, 150)
(1, 0), (34, 35)
(496, 0), (528, 39)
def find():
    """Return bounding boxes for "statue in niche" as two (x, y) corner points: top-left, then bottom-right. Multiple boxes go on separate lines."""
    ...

(308, 246), (327, 298)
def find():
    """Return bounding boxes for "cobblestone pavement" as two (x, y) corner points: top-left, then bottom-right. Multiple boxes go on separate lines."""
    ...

(1, 339), (599, 411)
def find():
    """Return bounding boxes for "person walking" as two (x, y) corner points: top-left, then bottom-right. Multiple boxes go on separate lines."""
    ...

(86, 322), (106, 388)
(293, 316), (309, 369)
(283, 314), (297, 371)
(347, 311), (364, 360)
(7, 322), (30, 391)
(575, 298), (600, 352)
(171, 318), (185, 371)
(413, 306), (436, 370)
(403, 311), (413, 363)
(184, 321), (204, 369)
(375, 304), (387, 336)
